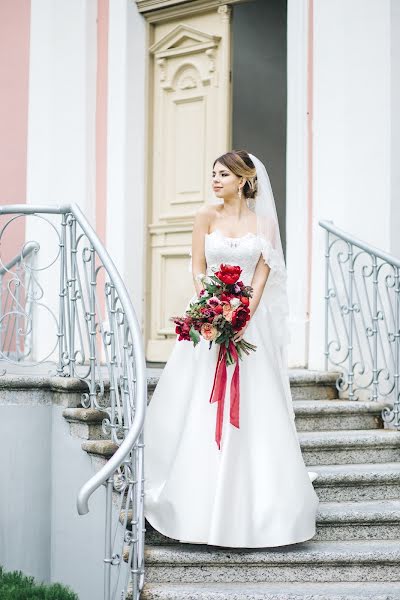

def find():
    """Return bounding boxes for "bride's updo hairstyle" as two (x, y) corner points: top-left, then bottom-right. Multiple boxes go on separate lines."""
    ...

(213, 150), (258, 200)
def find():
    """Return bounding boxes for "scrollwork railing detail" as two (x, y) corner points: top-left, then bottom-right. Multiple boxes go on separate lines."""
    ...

(320, 220), (400, 428)
(0, 204), (146, 600)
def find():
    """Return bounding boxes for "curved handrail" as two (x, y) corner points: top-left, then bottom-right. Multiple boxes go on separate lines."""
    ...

(0, 203), (147, 514)
(71, 203), (147, 514)
(0, 241), (40, 275)
(319, 219), (400, 268)
(319, 218), (400, 428)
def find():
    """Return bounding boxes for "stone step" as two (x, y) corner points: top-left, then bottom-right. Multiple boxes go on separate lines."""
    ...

(293, 399), (385, 431)
(143, 499), (400, 545)
(0, 372), (88, 407)
(147, 368), (341, 402)
(311, 462), (400, 501)
(136, 581), (400, 600)
(267, 369), (341, 401)
(315, 498), (400, 540)
(69, 400), (387, 445)
(142, 539), (400, 583)
(299, 429), (400, 465)
(81, 439), (118, 458)
(81, 429), (400, 468)
(63, 407), (109, 440)
(76, 401), (391, 459)
(0, 367), (341, 407)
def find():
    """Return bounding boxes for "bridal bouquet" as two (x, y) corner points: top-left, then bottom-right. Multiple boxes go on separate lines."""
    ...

(170, 263), (257, 360)
(170, 264), (257, 449)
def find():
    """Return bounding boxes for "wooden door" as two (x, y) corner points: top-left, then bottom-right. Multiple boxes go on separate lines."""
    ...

(146, 5), (232, 361)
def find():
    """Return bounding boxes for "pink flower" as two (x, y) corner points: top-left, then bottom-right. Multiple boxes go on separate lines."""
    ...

(200, 323), (218, 341)
(207, 296), (221, 308)
(222, 303), (234, 322)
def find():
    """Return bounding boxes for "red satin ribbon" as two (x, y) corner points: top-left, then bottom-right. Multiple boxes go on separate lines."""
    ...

(209, 340), (240, 450)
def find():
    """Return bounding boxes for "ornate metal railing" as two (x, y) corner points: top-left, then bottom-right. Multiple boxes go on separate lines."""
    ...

(0, 204), (147, 600)
(320, 220), (399, 428)
(0, 240), (39, 361)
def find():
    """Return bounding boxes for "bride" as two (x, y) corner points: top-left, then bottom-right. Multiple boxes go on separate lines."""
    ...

(144, 149), (319, 548)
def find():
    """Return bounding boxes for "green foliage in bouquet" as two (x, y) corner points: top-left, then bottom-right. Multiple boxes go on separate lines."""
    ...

(171, 264), (257, 364)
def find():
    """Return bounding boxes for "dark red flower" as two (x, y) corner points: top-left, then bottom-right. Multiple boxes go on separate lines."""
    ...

(231, 306), (250, 331)
(215, 264), (242, 285)
(173, 317), (192, 341)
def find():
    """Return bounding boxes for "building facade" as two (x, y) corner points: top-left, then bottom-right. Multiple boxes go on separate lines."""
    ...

(1, 0), (399, 369)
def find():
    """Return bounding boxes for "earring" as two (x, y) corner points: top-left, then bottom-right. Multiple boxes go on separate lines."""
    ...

(238, 187), (242, 201)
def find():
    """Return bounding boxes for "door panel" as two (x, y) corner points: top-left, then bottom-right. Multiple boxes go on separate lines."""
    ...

(147, 6), (232, 361)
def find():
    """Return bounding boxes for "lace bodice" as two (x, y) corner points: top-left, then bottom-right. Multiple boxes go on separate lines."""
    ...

(187, 228), (286, 284)
(204, 229), (263, 285)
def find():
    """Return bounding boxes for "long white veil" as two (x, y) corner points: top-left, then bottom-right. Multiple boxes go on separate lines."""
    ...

(248, 153), (294, 423)
(247, 153), (290, 349)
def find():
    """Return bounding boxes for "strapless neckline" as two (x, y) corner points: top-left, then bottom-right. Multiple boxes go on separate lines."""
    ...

(206, 228), (257, 241)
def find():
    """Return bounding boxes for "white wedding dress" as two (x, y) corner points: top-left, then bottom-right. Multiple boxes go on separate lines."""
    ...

(144, 228), (319, 548)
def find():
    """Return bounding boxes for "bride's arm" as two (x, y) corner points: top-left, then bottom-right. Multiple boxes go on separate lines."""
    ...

(249, 257), (271, 319)
(191, 206), (212, 296)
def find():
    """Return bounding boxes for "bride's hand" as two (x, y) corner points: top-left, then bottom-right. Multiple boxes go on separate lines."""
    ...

(233, 322), (249, 343)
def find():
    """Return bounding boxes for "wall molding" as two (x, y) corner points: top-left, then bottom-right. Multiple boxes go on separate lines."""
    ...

(135, 0), (247, 22)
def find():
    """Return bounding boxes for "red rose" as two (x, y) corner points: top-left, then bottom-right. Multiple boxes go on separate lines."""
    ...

(240, 296), (249, 306)
(214, 304), (224, 314)
(215, 264), (242, 285)
(231, 306), (250, 331)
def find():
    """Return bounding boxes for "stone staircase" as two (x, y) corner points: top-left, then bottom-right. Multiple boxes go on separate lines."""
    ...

(63, 368), (400, 600)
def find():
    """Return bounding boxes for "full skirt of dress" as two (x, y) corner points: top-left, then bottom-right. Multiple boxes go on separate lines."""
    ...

(144, 296), (319, 548)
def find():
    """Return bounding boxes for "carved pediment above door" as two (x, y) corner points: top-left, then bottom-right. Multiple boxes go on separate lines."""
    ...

(149, 23), (220, 58)
(150, 24), (221, 89)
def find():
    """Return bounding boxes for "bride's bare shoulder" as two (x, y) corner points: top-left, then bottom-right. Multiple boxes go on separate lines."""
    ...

(195, 204), (220, 219)
(193, 204), (220, 230)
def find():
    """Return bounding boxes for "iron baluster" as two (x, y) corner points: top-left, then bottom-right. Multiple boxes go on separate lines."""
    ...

(58, 213), (67, 375)
(320, 219), (400, 429)
(0, 204), (147, 599)
(372, 255), (379, 401)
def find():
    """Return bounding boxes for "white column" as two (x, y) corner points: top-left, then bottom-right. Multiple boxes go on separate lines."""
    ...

(27, 0), (96, 216)
(26, 0), (97, 362)
(286, 0), (310, 368)
(309, 0), (392, 369)
(106, 0), (147, 331)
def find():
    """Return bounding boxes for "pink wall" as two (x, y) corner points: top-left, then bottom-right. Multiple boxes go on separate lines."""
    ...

(0, 0), (30, 263)
(96, 0), (109, 246)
